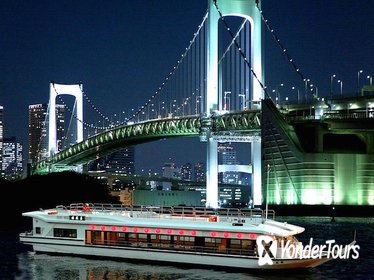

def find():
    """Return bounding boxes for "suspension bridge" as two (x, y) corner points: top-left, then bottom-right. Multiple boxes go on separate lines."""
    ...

(31, 0), (374, 208)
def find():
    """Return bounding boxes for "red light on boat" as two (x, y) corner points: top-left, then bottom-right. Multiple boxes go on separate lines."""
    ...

(100, 226), (106, 231)
(191, 230), (197, 236)
(236, 233), (243, 238)
(155, 228), (161, 234)
(178, 230), (185, 235)
(133, 228), (139, 233)
(249, 233), (258, 240)
(89, 225), (96, 230)
(210, 231), (217, 237)
(167, 229), (173, 234)
(121, 226), (127, 232)
(111, 226), (117, 231)
(144, 228), (150, 233)
(223, 232), (230, 238)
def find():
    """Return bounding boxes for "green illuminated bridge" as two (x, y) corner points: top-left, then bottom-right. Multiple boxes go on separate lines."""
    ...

(34, 110), (261, 174)
(35, 0), (374, 208)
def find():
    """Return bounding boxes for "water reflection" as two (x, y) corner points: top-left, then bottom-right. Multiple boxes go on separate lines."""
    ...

(15, 252), (328, 280)
(16, 252), (261, 280)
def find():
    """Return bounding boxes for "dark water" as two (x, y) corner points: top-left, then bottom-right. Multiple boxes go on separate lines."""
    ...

(1, 216), (373, 280)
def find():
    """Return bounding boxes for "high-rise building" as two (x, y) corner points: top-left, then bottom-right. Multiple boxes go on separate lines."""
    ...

(194, 162), (205, 182)
(2, 137), (23, 180)
(28, 104), (65, 163)
(162, 162), (180, 190)
(180, 163), (192, 181)
(218, 143), (240, 184)
(104, 147), (135, 174)
(162, 162), (180, 179)
(0, 105), (3, 177)
(88, 147), (135, 175)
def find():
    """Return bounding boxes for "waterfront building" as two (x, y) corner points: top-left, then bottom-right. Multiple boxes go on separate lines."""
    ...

(2, 137), (23, 180)
(28, 104), (65, 163)
(119, 188), (133, 206)
(194, 162), (206, 182)
(133, 189), (201, 206)
(162, 162), (181, 190)
(105, 147), (135, 174)
(88, 147), (135, 177)
(180, 163), (192, 181)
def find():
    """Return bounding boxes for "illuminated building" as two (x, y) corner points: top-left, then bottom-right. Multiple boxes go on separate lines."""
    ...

(162, 162), (180, 190)
(194, 162), (206, 182)
(2, 137), (23, 180)
(28, 104), (65, 164)
(180, 163), (192, 181)
(88, 147), (135, 175)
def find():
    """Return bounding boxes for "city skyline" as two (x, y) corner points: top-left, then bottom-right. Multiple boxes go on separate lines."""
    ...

(1, 0), (373, 173)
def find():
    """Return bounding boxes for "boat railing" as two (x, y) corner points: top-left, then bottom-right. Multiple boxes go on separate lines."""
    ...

(65, 203), (275, 222)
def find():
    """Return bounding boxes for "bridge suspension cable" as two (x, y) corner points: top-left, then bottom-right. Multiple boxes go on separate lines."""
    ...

(255, 3), (318, 100)
(52, 84), (110, 132)
(126, 11), (209, 123)
(62, 98), (77, 150)
(82, 91), (111, 124)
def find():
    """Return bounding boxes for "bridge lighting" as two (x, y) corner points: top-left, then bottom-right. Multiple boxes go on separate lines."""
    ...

(310, 85), (318, 98)
(291, 86), (300, 104)
(357, 70), (363, 94)
(224, 91), (231, 111)
(304, 79), (310, 101)
(367, 75), (373, 86)
(276, 83), (283, 107)
(348, 103), (353, 115)
(337, 80), (343, 95)
(238, 93), (245, 110)
(170, 99), (177, 115)
(195, 96), (202, 115)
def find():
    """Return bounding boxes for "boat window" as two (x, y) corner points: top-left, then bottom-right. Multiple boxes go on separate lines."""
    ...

(53, 228), (77, 238)
(205, 238), (221, 248)
(35, 227), (41, 234)
(176, 236), (195, 247)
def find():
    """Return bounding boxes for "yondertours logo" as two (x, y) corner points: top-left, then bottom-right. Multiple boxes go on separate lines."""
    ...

(256, 235), (360, 266)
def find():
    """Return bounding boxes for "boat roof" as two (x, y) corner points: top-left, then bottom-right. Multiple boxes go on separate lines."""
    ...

(22, 203), (305, 237)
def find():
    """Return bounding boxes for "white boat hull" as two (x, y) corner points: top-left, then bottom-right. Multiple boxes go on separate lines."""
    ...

(20, 235), (331, 270)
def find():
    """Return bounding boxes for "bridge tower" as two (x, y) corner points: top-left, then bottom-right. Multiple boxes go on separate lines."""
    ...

(205, 0), (263, 208)
(48, 82), (83, 157)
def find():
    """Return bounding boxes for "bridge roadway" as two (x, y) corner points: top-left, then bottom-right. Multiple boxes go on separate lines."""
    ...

(34, 110), (261, 174)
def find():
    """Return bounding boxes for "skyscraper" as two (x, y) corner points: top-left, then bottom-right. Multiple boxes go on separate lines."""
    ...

(88, 147), (135, 176)
(28, 104), (65, 163)
(218, 143), (240, 184)
(2, 137), (23, 180)
(104, 147), (135, 174)
(194, 162), (206, 182)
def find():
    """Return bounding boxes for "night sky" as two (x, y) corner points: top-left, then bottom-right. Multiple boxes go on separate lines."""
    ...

(1, 0), (373, 174)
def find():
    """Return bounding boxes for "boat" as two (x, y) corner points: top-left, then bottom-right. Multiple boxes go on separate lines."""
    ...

(19, 202), (334, 270)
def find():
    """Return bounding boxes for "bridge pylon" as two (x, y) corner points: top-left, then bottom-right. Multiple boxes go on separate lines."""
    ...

(48, 82), (84, 157)
(205, 0), (263, 208)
